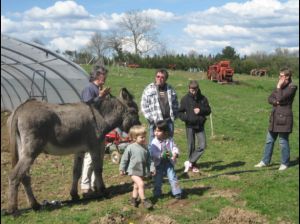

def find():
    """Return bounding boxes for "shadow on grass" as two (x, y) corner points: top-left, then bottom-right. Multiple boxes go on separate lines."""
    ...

(1, 182), (133, 217)
(209, 161), (246, 171)
(175, 160), (223, 173)
(289, 157), (299, 167)
(178, 167), (278, 184)
(150, 186), (211, 205)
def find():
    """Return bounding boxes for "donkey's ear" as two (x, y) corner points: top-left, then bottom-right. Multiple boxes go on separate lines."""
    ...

(120, 88), (133, 101)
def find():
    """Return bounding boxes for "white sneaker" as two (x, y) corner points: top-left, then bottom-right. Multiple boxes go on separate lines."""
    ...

(254, 161), (266, 168)
(184, 161), (191, 173)
(278, 164), (288, 171)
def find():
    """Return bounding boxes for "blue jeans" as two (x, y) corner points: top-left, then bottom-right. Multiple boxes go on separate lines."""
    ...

(148, 120), (174, 148)
(262, 131), (290, 166)
(153, 159), (182, 197)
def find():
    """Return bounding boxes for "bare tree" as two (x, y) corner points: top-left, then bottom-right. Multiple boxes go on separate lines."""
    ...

(118, 10), (159, 55)
(106, 30), (123, 58)
(87, 32), (108, 61)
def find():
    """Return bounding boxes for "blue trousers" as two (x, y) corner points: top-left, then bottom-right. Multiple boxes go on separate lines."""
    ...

(262, 131), (290, 166)
(153, 159), (182, 197)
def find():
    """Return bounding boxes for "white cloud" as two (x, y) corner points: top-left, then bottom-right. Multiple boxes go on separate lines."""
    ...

(24, 1), (89, 20)
(1, 16), (16, 33)
(48, 36), (91, 51)
(1, 0), (298, 55)
(182, 0), (299, 55)
(223, 0), (282, 17)
(184, 24), (251, 39)
(69, 17), (111, 30)
(141, 9), (177, 22)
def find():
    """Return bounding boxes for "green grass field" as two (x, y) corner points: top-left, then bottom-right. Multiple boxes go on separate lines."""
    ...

(1, 67), (299, 223)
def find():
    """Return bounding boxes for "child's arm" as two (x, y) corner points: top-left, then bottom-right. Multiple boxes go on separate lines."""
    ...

(119, 146), (131, 175)
(169, 138), (179, 162)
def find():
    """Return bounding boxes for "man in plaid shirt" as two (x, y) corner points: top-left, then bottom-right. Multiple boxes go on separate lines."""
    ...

(141, 68), (179, 146)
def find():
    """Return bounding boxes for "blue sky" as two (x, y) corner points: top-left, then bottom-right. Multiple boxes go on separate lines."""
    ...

(1, 0), (299, 56)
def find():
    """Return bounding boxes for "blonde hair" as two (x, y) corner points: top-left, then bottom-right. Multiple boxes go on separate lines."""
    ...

(129, 125), (147, 140)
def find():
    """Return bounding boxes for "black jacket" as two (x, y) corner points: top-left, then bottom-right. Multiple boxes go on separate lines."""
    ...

(268, 81), (297, 133)
(178, 90), (211, 130)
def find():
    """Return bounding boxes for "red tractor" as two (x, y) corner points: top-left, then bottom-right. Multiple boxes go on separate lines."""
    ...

(105, 129), (131, 164)
(207, 60), (234, 83)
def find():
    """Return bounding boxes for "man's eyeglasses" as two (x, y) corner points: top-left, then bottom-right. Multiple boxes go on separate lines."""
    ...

(189, 87), (198, 90)
(156, 75), (165, 79)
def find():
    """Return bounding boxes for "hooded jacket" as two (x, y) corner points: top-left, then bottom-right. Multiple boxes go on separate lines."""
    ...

(178, 89), (211, 130)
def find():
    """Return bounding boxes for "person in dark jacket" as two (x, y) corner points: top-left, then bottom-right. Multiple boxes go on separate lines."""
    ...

(178, 80), (211, 173)
(255, 68), (297, 171)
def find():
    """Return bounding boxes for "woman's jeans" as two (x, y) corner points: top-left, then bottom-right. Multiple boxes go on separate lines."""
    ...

(153, 159), (181, 197)
(262, 131), (290, 166)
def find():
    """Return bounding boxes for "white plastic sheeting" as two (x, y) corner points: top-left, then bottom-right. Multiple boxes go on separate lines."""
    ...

(1, 34), (89, 111)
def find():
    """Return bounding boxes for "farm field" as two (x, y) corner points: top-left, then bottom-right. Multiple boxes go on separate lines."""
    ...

(1, 67), (299, 224)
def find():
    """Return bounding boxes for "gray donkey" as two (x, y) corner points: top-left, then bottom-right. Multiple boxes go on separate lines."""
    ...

(7, 88), (140, 214)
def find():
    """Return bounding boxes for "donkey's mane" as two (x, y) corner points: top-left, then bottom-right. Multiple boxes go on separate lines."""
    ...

(94, 95), (123, 116)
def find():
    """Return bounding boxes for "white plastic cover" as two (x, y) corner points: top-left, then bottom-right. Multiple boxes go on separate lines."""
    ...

(1, 34), (89, 111)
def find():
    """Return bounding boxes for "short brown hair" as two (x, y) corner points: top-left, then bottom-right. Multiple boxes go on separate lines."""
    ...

(280, 67), (292, 81)
(155, 68), (169, 80)
(280, 67), (292, 77)
(189, 80), (199, 88)
(129, 125), (147, 140)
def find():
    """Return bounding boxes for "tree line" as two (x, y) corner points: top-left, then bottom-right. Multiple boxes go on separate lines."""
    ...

(41, 10), (298, 78)
(65, 46), (298, 78)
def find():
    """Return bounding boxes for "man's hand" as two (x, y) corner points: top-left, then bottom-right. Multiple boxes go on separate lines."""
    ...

(120, 170), (126, 176)
(99, 87), (111, 97)
(194, 108), (200, 114)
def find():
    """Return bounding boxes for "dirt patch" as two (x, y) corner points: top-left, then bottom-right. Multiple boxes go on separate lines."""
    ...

(210, 207), (268, 224)
(143, 214), (177, 224)
(96, 214), (125, 224)
(222, 174), (240, 181)
(208, 188), (240, 200)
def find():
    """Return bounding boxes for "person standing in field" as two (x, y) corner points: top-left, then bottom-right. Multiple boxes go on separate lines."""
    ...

(178, 80), (211, 173)
(141, 69), (179, 147)
(80, 65), (111, 197)
(255, 68), (297, 171)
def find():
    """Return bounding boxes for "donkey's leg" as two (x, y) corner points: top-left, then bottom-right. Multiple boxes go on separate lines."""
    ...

(21, 172), (40, 211)
(70, 153), (84, 201)
(98, 141), (107, 194)
(8, 156), (38, 213)
(90, 141), (106, 194)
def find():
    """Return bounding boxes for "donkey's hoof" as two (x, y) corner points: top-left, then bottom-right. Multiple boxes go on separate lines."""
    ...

(32, 203), (41, 211)
(6, 207), (20, 217)
(71, 194), (80, 201)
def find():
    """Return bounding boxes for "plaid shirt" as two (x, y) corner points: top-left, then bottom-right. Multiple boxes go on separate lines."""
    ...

(141, 83), (179, 123)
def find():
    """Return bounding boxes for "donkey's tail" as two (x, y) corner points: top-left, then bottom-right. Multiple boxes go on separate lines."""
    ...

(7, 108), (19, 168)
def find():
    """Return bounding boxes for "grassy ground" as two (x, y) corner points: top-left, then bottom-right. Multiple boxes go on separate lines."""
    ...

(1, 67), (299, 223)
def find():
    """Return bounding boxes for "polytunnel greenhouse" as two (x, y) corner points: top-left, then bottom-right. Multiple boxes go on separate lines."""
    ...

(1, 34), (89, 112)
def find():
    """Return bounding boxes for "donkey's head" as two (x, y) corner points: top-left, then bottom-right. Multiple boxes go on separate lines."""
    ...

(118, 88), (141, 132)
